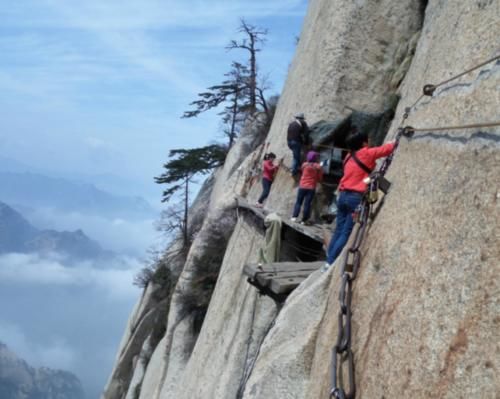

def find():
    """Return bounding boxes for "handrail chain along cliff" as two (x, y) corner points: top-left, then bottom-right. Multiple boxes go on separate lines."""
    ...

(328, 53), (499, 399)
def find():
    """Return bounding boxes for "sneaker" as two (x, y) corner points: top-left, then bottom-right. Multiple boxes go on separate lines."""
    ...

(255, 202), (264, 208)
(290, 217), (298, 222)
(321, 263), (333, 273)
(300, 220), (313, 226)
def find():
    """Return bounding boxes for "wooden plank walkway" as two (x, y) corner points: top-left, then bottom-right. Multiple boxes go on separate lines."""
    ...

(235, 196), (332, 244)
(244, 261), (324, 301)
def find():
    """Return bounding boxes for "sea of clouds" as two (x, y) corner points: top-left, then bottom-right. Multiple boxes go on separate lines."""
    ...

(0, 251), (145, 399)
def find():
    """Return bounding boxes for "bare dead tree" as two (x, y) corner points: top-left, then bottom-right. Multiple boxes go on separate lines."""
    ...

(226, 18), (268, 114)
(256, 74), (271, 117)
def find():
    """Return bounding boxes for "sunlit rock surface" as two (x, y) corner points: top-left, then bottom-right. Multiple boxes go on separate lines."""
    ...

(103, 0), (500, 398)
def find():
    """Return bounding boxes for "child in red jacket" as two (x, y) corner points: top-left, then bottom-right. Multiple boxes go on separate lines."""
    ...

(256, 152), (280, 208)
(291, 151), (323, 224)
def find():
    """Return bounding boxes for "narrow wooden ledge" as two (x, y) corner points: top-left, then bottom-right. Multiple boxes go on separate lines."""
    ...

(244, 261), (324, 301)
(235, 196), (331, 244)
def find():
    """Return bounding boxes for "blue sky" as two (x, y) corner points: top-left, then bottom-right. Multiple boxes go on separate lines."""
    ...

(0, 0), (307, 201)
(0, 2), (308, 398)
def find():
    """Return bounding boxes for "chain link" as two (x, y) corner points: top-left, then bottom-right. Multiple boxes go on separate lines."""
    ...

(329, 129), (407, 398)
(328, 54), (498, 398)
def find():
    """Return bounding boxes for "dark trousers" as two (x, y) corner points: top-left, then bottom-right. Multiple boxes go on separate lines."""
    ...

(287, 139), (301, 175)
(292, 188), (315, 221)
(326, 191), (363, 264)
(257, 178), (272, 204)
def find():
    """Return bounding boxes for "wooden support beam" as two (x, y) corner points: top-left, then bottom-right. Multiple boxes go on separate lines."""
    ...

(271, 277), (308, 294)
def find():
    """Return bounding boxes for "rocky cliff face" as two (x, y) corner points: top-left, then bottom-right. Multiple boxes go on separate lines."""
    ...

(0, 343), (85, 399)
(102, 0), (500, 398)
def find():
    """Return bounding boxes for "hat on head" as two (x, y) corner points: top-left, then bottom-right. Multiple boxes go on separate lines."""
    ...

(306, 151), (319, 162)
(295, 113), (305, 120)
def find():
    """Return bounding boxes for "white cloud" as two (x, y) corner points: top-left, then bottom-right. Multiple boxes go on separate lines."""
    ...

(24, 207), (158, 255)
(0, 253), (142, 300)
(37, 338), (76, 370)
(0, 0), (307, 178)
(0, 321), (76, 370)
(84, 136), (111, 150)
(0, 250), (144, 398)
(0, 253), (76, 284)
(0, 0), (307, 96)
(87, 262), (142, 300)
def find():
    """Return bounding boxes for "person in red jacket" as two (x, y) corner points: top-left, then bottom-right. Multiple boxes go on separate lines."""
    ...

(324, 131), (395, 270)
(291, 151), (323, 224)
(256, 152), (280, 208)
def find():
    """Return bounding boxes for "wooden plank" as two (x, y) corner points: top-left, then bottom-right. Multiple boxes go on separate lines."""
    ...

(245, 262), (321, 297)
(245, 261), (323, 275)
(236, 197), (266, 219)
(256, 269), (318, 280)
(243, 262), (312, 277)
(235, 195), (332, 244)
(255, 270), (315, 294)
(256, 262), (322, 273)
(271, 276), (308, 294)
(243, 263), (261, 278)
(283, 220), (326, 243)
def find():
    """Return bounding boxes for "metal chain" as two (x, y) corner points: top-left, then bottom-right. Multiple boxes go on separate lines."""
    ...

(329, 129), (406, 399)
(401, 54), (499, 122)
(402, 121), (500, 136)
(328, 119), (496, 398)
(329, 199), (369, 399)
(429, 54), (499, 91)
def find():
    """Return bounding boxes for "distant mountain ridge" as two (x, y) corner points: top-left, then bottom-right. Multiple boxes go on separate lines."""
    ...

(0, 201), (109, 260)
(0, 154), (159, 201)
(0, 342), (85, 399)
(0, 171), (155, 220)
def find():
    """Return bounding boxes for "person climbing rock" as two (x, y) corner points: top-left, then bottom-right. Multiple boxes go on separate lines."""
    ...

(323, 130), (395, 272)
(255, 152), (280, 208)
(291, 150), (323, 225)
(287, 113), (309, 176)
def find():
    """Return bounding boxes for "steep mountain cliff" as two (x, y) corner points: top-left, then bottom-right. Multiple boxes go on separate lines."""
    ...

(102, 1), (499, 398)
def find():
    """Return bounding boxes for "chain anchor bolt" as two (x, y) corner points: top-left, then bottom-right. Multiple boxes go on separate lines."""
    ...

(402, 126), (415, 138)
(423, 84), (436, 96)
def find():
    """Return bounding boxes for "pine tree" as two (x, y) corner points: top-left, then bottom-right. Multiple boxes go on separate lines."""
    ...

(155, 144), (226, 245)
(182, 19), (270, 148)
(183, 62), (249, 149)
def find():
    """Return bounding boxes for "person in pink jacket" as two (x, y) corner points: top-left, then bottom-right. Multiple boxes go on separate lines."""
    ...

(256, 152), (280, 208)
(291, 151), (323, 224)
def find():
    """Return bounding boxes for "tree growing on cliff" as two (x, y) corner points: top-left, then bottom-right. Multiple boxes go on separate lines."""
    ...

(183, 62), (248, 149)
(155, 144), (226, 246)
(226, 18), (268, 114)
(182, 19), (270, 148)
